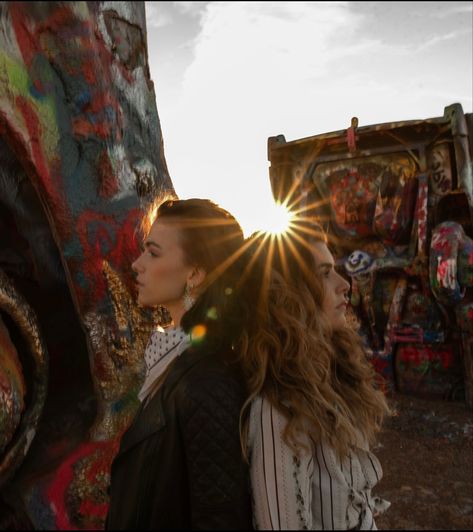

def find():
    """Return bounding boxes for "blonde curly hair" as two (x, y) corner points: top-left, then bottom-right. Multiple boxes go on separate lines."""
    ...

(238, 221), (390, 459)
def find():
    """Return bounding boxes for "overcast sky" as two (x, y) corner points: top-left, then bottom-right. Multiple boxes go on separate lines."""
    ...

(145, 1), (472, 236)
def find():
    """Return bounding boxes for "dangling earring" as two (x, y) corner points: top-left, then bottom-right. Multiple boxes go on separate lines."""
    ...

(183, 283), (195, 311)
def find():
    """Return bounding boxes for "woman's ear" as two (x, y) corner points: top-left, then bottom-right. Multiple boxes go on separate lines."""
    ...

(187, 266), (207, 290)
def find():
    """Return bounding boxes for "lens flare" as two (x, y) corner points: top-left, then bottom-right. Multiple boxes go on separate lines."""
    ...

(190, 324), (207, 344)
(206, 306), (218, 320)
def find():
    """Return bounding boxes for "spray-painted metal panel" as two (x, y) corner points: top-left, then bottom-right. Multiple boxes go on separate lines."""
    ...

(0, 2), (172, 528)
(268, 104), (473, 408)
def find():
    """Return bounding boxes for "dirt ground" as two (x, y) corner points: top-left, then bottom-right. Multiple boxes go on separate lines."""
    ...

(373, 391), (473, 530)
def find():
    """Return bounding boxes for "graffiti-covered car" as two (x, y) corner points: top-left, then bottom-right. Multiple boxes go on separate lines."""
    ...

(268, 104), (473, 407)
(0, 2), (171, 528)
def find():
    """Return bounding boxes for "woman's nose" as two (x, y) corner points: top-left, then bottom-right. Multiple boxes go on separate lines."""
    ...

(132, 255), (144, 274)
(337, 272), (350, 294)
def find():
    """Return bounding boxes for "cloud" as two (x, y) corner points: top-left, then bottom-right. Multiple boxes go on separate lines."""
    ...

(161, 2), (377, 227)
(173, 1), (210, 18)
(145, 2), (173, 28)
(170, 2), (389, 145)
(429, 3), (473, 18)
(152, 1), (472, 234)
(180, 2), (372, 107)
(411, 28), (472, 53)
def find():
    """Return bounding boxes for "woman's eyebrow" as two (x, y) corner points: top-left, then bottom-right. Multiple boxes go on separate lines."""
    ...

(145, 241), (162, 250)
(316, 262), (334, 270)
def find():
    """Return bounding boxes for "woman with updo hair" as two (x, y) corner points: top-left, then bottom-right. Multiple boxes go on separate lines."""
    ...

(106, 198), (253, 530)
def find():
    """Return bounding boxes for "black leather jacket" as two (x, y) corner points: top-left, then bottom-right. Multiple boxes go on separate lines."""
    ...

(106, 343), (253, 530)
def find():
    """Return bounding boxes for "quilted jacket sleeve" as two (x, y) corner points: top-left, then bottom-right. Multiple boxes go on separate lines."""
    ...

(178, 370), (253, 530)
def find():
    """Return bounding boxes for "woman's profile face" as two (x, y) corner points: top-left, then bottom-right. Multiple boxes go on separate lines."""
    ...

(311, 241), (350, 329)
(132, 220), (193, 308)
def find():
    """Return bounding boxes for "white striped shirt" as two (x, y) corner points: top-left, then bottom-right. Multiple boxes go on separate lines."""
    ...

(248, 396), (390, 530)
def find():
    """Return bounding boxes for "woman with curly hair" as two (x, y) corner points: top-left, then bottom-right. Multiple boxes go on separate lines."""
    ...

(239, 220), (391, 530)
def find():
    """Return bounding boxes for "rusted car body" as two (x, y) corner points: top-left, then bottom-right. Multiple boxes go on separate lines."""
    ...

(0, 2), (171, 528)
(268, 103), (473, 407)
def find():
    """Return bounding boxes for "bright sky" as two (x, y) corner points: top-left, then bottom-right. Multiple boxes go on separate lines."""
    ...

(145, 1), (473, 237)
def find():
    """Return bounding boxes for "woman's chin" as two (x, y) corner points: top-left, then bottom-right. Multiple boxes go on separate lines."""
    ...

(331, 315), (348, 331)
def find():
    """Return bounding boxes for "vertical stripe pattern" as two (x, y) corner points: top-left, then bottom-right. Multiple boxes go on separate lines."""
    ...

(248, 396), (391, 530)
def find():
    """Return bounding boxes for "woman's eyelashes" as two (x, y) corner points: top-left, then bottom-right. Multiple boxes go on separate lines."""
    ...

(319, 265), (332, 278)
(141, 241), (161, 258)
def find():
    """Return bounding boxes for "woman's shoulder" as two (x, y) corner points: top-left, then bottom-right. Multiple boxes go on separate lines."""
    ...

(248, 394), (291, 416)
(171, 343), (245, 391)
(170, 346), (247, 416)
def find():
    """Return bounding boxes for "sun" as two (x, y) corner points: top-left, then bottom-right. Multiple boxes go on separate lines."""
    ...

(219, 194), (296, 239)
(233, 200), (295, 238)
(262, 201), (294, 236)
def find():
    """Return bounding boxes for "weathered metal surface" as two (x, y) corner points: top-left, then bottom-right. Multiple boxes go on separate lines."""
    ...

(0, 1), (172, 528)
(0, 268), (48, 485)
(268, 103), (473, 407)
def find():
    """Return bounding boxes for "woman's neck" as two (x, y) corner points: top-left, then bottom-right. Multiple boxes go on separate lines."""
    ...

(164, 302), (184, 329)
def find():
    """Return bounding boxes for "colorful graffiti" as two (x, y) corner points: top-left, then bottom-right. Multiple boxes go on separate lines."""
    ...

(317, 154), (418, 243)
(268, 104), (473, 407)
(395, 344), (462, 399)
(0, 2), (173, 528)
